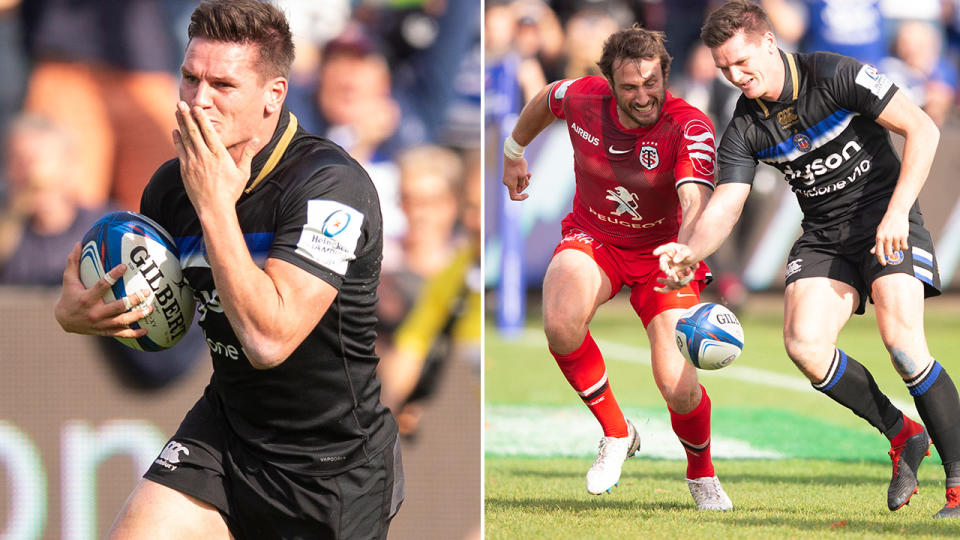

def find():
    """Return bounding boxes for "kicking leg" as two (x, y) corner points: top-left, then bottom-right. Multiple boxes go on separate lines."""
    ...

(874, 274), (960, 517)
(785, 277), (921, 510)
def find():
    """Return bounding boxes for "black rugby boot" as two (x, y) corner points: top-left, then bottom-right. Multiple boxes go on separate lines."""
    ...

(888, 427), (931, 511)
(934, 487), (960, 518)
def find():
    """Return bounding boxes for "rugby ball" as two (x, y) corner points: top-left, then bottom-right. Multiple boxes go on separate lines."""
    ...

(78, 211), (195, 351)
(675, 303), (744, 370)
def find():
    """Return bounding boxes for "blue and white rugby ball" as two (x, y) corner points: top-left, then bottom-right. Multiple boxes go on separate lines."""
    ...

(78, 211), (195, 351)
(675, 303), (744, 370)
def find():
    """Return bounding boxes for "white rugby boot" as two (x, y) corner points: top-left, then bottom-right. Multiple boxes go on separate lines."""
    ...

(585, 419), (640, 494)
(687, 475), (733, 511)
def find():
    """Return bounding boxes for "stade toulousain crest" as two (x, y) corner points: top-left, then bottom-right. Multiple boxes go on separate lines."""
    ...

(639, 145), (659, 170)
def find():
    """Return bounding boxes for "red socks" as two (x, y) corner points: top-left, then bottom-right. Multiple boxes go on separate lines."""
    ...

(552, 332), (628, 438)
(670, 385), (715, 479)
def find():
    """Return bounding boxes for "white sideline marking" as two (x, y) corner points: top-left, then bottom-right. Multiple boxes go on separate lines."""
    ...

(512, 329), (919, 418)
(485, 404), (784, 459)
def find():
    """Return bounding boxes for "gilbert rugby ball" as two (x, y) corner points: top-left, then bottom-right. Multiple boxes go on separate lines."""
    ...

(78, 211), (195, 351)
(675, 303), (744, 370)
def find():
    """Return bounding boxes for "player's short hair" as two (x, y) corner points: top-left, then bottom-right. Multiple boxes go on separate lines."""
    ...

(597, 25), (672, 84)
(187, 0), (295, 81)
(701, 0), (774, 49)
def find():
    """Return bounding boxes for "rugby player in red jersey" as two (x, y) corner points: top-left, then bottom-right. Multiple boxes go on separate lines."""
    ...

(501, 26), (732, 510)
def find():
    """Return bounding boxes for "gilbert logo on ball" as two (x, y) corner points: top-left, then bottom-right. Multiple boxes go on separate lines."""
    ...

(78, 211), (195, 351)
(675, 303), (744, 370)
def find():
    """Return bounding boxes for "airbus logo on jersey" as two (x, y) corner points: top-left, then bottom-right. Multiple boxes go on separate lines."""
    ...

(639, 145), (659, 170)
(683, 120), (716, 175)
(605, 187), (642, 220)
(154, 441), (190, 471)
(783, 140), (865, 186)
(570, 123), (599, 146)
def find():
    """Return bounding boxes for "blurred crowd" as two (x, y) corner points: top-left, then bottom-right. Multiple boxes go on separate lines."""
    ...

(486, 0), (960, 308)
(0, 0), (482, 436)
(487, 0), (960, 127)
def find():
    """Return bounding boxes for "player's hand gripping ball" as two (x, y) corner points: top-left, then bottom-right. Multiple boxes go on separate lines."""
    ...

(675, 303), (744, 370)
(78, 211), (195, 351)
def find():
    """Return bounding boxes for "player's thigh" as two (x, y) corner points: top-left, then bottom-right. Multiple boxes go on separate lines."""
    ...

(108, 478), (232, 540)
(871, 273), (931, 377)
(646, 308), (700, 412)
(542, 248), (612, 328)
(783, 277), (857, 375)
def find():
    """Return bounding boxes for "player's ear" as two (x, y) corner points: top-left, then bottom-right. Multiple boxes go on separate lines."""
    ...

(264, 77), (287, 115)
(763, 31), (777, 54)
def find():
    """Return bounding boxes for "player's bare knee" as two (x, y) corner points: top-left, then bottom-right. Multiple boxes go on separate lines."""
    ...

(660, 383), (699, 414)
(543, 314), (586, 353)
(783, 335), (832, 374)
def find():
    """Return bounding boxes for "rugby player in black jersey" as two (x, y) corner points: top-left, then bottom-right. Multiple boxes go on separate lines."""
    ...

(54, 1), (402, 537)
(655, 0), (960, 518)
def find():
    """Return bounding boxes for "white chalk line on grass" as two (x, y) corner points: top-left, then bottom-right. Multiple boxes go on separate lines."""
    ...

(510, 328), (920, 419)
(485, 404), (784, 459)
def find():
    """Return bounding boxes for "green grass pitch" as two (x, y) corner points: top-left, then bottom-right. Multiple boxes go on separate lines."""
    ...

(484, 293), (960, 539)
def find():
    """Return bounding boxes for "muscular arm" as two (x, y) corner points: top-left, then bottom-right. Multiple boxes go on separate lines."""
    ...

(502, 83), (558, 201)
(676, 183), (714, 245)
(655, 183), (752, 283)
(200, 212), (337, 369)
(873, 89), (940, 264)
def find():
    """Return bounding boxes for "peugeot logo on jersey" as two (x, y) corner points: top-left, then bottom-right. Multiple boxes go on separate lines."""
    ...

(639, 145), (659, 170)
(792, 133), (812, 152)
(322, 210), (352, 237)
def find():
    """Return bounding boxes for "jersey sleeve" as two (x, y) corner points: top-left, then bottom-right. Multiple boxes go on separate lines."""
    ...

(824, 54), (898, 120)
(268, 162), (381, 290)
(547, 77), (588, 119)
(716, 117), (759, 185)
(673, 111), (717, 190)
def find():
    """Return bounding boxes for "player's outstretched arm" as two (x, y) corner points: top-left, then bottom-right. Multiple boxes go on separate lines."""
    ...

(872, 89), (940, 265)
(54, 243), (153, 338)
(655, 182), (752, 287)
(502, 83), (558, 201)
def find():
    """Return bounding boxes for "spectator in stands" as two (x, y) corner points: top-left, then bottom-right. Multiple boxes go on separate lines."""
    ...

(19, 0), (180, 211)
(880, 20), (958, 127)
(0, 112), (205, 389)
(312, 30), (407, 255)
(561, 8), (620, 78)
(379, 150), (481, 438)
(377, 145), (464, 353)
(762, 0), (887, 63)
(0, 114), (100, 285)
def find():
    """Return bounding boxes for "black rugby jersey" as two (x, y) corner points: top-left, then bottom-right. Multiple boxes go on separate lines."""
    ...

(140, 108), (397, 475)
(717, 50), (903, 228)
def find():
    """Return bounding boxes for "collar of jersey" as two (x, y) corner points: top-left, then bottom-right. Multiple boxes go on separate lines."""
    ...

(244, 108), (298, 194)
(753, 49), (799, 117)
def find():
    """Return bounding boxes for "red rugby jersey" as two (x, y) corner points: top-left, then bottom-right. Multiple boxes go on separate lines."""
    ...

(548, 76), (716, 250)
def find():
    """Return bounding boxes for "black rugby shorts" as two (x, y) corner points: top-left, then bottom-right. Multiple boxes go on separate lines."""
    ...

(144, 394), (404, 539)
(784, 202), (941, 314)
